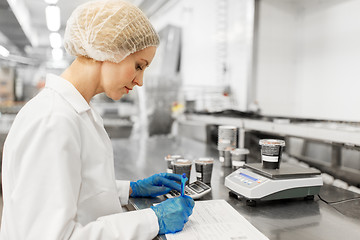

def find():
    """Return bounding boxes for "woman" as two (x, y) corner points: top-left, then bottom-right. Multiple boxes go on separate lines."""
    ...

(0, 0), (194, 239)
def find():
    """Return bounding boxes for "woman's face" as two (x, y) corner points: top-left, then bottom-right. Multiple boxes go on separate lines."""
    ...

(99, 46), (156, 100)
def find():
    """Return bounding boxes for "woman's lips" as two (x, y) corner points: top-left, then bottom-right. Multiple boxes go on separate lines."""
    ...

(125, 87), (132, 93)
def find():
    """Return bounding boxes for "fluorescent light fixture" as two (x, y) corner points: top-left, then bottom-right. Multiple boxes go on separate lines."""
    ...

(0, 45), (10, 57)
(52, 48), (63, 61)
(45, 5), (61, 31)
(49, 32), (62, 49)
(44, 0), (59, 4)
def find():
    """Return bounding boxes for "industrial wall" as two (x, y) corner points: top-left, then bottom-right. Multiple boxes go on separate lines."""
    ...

(255, 0), (360, 121)
(150, 0), (254, 111)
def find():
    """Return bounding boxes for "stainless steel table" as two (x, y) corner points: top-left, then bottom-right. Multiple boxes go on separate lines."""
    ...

(112, 136), (360, 240)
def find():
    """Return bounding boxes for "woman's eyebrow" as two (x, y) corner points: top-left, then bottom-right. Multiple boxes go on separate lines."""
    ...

(141, 59), (149, 66)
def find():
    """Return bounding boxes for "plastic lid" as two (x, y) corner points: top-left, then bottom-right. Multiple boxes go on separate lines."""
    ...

(224, 146), (235, 151)
(165, 154), (183, 161)
(232, 160), (245, 167)
(259, 139), (285, 147)
(218, 125), (237, 130)
(195, 158), (214, 164)
(173, 159), (192, 165)
(230, 148), (250, 155)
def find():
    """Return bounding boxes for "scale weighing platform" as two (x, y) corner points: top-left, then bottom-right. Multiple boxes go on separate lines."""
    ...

(225, 163), (323, 206)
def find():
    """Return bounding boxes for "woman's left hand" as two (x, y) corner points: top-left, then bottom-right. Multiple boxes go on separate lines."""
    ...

(130, 173), (182, 197)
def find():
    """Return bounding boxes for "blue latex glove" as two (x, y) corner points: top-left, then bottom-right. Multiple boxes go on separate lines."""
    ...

(151, 196), (195, 234)
(130, 173), (182, 197)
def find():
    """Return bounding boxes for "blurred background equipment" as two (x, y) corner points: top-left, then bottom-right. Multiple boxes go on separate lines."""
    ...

(0, 0), (359, 216)
(1, 0), (360, 237)
(144, 25), (182, 136)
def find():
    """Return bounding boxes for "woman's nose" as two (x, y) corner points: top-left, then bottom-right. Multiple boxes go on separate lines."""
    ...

(133, 74), (144, 86)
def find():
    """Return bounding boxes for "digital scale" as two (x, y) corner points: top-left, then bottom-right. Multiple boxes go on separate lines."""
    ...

(225, 162), (323, 206)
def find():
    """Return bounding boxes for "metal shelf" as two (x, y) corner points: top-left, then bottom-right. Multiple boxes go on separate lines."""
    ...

(185, 114), (360, 146)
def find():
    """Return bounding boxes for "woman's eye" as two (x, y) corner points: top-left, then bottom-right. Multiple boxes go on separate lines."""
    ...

(136, 64), (143, 71)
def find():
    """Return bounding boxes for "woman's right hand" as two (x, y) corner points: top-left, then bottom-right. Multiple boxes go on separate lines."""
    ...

(150, 196), (195, 234)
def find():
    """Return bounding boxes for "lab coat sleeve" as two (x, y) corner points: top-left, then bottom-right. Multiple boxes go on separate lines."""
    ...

(115, 180), (130, 206)
(71, 208), (159, 239)
(2, 112), (159, 240)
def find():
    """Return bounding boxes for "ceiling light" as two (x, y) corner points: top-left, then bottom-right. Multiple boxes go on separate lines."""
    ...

(0, 45), (10, 57)
(44, 0), (59, 4)
(49, 32), (62, 49)
(45, 5), (61, 32)
(52, 48), (63, 61)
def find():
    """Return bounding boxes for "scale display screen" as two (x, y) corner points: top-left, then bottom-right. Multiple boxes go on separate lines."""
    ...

(239, 173), (258, 181)
(190, 184), (203, 192)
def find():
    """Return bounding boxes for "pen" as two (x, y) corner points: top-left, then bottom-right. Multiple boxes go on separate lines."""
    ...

(181, 173), (187, 196)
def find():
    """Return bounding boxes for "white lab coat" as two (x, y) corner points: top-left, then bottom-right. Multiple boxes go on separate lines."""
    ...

(0, 74), (159, 240)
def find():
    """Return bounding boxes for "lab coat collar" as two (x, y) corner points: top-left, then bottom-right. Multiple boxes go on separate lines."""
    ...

(45, 74), (91, 114)
(89, 106), (104, 126)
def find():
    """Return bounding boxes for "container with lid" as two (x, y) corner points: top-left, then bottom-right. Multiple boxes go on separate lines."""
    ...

(173, 159), (192, 184)
(194, 157), (214, 184)
(164, 154), (183, 173)
(231, 148), (250, 169)
(219, 146), (234, 167)
(217, 126), (237, 151)
(259, 139), (285, 169)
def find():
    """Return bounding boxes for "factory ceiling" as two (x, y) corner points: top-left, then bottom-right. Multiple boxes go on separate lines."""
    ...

(0, 0), (174, 66)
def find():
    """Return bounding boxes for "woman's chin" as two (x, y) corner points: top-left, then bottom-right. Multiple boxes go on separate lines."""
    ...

(113, 95), (123, 101)
(106, 93), (123, 101)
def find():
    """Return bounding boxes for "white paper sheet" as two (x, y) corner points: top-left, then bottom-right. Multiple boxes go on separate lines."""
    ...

(165, 200), (269, 240)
